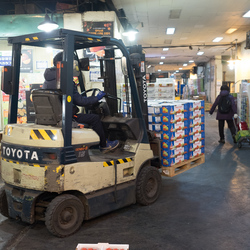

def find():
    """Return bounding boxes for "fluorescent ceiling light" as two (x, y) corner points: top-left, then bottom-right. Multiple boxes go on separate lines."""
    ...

(197, 51), (204, 55)
(158, 69), (162, 72)
(183, 63), (188, 66)
(166, 28), (175, 35)
(243, 10), (250, 17)
(159, 62), (164, 65)
(226, 28), (237, 34)
(179, 68), (182, 70)
(147, 65), (152, 68)
(189, 60), (194, 63)
(163, 48), (169, 51)
(176, 70), (179, 72)
(213, 37), (223, 42)
(161, 56), (165, 59)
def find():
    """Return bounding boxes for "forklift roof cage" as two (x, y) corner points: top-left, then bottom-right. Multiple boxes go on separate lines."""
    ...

(7, 29), (149, 161)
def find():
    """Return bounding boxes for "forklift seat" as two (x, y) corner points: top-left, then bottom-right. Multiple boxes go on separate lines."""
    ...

(31, 89), (62, 126)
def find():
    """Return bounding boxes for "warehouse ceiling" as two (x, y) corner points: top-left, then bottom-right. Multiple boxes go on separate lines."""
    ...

(1, 0), (250, 72)
(112, 0), (250, 72)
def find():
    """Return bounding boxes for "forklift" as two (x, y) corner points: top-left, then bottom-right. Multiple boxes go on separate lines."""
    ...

(0, 29), (161, 237)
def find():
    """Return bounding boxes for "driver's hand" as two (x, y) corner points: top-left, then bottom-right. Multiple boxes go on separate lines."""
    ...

(97, 91), (106, 100)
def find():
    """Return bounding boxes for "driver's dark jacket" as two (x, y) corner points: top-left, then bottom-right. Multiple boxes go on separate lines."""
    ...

(43, 66), (98, 107)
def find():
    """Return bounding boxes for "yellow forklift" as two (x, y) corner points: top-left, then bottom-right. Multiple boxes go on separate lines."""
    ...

(0, 29), (161, 237)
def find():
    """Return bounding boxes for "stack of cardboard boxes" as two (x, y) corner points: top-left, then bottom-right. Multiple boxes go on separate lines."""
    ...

(148, 100), (205, 168)
(147, 81), (175, 101)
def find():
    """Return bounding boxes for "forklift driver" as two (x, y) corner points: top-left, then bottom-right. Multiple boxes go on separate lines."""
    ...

(43, 52), (119, 153)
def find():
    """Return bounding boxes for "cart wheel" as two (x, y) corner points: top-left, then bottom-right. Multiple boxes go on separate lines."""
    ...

(0, 186), (9, 218)
(45, 194), (84, 237)
(136, 166), (162, 206)
(237, 142), (242, 149)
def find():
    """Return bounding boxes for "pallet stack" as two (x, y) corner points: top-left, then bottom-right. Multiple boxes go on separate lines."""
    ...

(148, 99), (205, 177)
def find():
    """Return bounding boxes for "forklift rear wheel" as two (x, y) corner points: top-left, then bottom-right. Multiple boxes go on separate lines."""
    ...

(238, 142), (242, 148)
(136, 166), (162, 206)
(0, 186), (9, 218)
(45, 194), (84, 237)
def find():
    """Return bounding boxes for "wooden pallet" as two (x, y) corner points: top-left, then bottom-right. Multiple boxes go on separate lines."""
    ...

(161, 154), (205, 177)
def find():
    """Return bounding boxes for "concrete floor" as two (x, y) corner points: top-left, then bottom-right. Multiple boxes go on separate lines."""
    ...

(1, 114), (250, 250)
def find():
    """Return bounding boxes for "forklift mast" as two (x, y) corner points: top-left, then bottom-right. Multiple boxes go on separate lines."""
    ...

(101, 49), (118, 116)
(99, 45), (148, 125)
(128, 45), (148, 127)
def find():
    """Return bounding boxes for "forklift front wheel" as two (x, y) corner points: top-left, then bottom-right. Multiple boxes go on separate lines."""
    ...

(237, 142), (242, 149)
(136, 166), (162, 206)
(0, 186), (9, 218)
(45, 194), (84, 237)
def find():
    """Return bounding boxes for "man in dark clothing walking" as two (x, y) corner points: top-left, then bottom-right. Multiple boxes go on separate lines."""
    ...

(43, 52), (119, 153)
(209, 85), (238, 143)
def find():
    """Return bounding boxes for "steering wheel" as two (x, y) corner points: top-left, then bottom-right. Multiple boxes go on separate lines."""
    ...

(81, 88), (111, 117)
(81, 88), (102, 98)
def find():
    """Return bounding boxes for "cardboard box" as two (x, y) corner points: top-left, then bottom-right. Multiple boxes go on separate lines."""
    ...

(76, 243), (129, 250)
(172, 120), (189, 130)
(189, 148), (205, 158)
(169, 145), (189, 158)
(189, 139), (205, 151)
(189, 109), (205, 119)
(189, 100), (205, 111)
(170, 137), (189, 149)
(169, 129), (189, 141)
(162, 140), (171, 150)
(162, 148), (170, 158)
(148, 115), (162, 123)
(189, 133), (205, 143)
(189, 124), (205, 135)
(189, 116), (205, 127)
(155, 132), (163, 140)
(165, 153), (189, 166)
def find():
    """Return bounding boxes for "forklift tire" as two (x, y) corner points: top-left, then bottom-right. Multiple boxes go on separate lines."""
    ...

(238, 142), (242, 149)
(136, 166), (162, 206)
(0, 186), (9, 218)
(45, 194), (84, 237)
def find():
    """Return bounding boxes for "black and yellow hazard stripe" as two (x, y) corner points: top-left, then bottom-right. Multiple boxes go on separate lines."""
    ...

(30, 129), (57, 140)
(2, 157), (43, 167)
(25, 36), (38, 42)
(103, 157), (133, 167)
